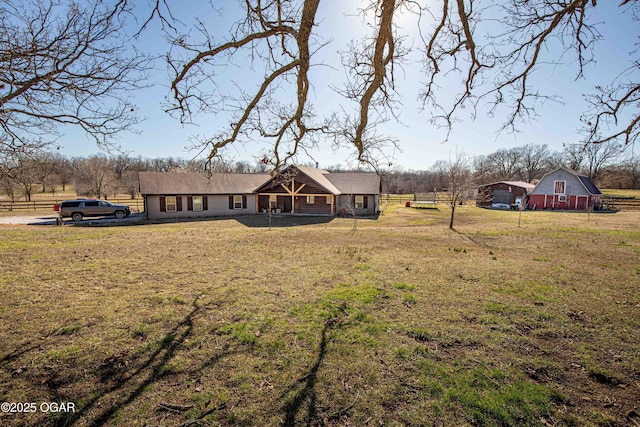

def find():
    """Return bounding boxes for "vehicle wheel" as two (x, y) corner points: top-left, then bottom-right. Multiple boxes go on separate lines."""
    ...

(115, 210), (125, 219)
(72, 213), (83, 222)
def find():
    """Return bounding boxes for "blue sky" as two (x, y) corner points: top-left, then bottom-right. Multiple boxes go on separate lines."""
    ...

(55, 0), (638, 170)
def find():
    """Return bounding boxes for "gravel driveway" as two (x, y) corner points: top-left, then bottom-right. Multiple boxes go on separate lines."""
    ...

(0, 213), (145, 226)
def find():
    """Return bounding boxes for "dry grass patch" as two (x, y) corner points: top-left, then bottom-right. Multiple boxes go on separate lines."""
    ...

(0, 207), (639, 426)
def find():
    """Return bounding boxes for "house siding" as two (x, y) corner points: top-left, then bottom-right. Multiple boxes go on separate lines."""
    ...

(293, 195), (333, 215)
(146, 194), (256, 219)
(336, 194), (376, 216)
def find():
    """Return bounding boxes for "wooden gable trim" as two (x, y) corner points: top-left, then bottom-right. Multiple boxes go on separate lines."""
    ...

(254, 167), (335, 195)
(279, 180), (306, 195)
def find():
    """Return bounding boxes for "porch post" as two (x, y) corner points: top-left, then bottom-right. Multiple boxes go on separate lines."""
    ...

(291, 179), (295, 214)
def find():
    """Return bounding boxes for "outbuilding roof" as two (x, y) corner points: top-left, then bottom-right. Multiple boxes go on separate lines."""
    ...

(478, 181), (536, 191)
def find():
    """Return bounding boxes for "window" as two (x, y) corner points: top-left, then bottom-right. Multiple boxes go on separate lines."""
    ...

(269, 195), (277, 208)
(554, 180), (566, 194)
(234, 195), (243, 209)
(326, 195), (332, 204)
(165, 196), (177, 212)
(84, 201), (99, 207)
(229, 195), (246, 210)
(355, 195), (364, 209)
(558, 195), (567, 202)
(193, 196), (203, 211)
(306, 195), (315, 204)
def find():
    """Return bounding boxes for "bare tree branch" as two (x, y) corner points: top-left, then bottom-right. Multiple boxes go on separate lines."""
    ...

(160, 0), (638, 170)
(168, 0), (326, 174)
(0, 0), (152, 159)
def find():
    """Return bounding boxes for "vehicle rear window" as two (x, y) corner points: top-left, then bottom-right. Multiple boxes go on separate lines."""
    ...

(61, 201), (81, 207)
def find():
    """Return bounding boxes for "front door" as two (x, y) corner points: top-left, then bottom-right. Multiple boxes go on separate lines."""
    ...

(283, 196), (292, 213)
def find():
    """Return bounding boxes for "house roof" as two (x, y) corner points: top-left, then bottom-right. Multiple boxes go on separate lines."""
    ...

(324, 172), (381, 195)
(139, 167), (381, 196)
(295, 166), (342, 194)
(138, 172), (270, 195)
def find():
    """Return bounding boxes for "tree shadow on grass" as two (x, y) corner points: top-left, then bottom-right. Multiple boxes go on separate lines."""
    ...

(279, 323), (332, 427)
(0, 341), (43, 365)
(45, 297), (238, 427)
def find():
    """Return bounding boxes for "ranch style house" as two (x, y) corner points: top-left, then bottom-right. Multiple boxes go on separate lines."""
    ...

(528, 167), (602, 210)
(138, 166), (381, 220)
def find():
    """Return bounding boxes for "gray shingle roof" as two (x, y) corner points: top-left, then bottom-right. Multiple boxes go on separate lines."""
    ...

(139, 167), (381, 196)
(139, 172), (270, 195)
(295, 167), (342, 194)
(324, 172), (381, 195)
(576, 175), (602, 195)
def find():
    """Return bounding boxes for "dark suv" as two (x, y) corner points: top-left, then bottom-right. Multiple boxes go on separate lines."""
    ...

(55, 199), (131, 221)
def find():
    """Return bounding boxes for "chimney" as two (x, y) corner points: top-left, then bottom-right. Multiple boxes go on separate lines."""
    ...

(315, 162), (319, 169)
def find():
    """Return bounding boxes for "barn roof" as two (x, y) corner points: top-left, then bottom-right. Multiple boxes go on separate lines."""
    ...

(577, 175), (602, 195)
(531, 167), (602, 195)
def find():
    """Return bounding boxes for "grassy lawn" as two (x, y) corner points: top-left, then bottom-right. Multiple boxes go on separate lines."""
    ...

(1, 204), (639, 426)
(601, 189), (640, 199)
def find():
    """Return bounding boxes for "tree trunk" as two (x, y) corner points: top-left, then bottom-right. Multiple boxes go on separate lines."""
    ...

(449, 204), (456, 229)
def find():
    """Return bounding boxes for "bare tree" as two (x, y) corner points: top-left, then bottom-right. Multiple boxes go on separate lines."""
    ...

(0, 173), (17, 203)
(622, 154), (640, 189)
(74, 155), (118, 199)
(11, 156), (40, 201)
(582, 57), (640, 146)
(517, 144), (552, 182)
(561, 143), (587, 172)
(433, 151), (476, 230)
(485, 148), (522, 181)
(0, 0), (151, 165)
(583, 140), (622, 181)
(49, 154), (73, 192)
(161, 0), (638, 170)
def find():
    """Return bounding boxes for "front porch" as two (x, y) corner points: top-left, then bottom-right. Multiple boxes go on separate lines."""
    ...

(256, 193), (335, 215)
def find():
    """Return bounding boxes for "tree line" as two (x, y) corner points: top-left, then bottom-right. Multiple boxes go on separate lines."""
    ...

(0, 141), (638, 203)
(0, 153), (282, 202)
(382, 142), (640, 194)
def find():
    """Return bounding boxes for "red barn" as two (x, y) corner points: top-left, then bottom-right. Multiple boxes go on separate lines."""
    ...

(528, 167), (602, 210)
